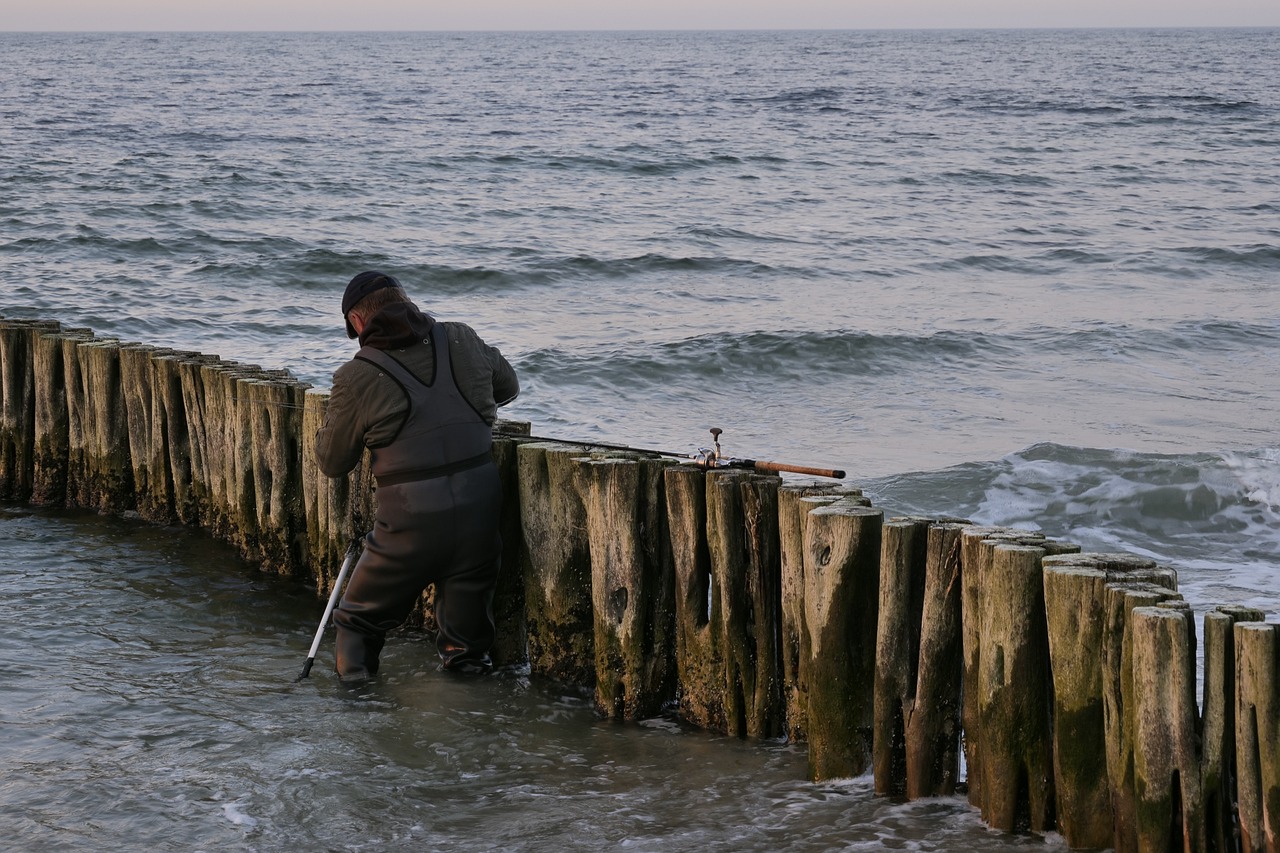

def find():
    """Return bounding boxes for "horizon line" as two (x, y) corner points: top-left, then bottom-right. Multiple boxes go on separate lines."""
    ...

(4, 24), (1278, 34)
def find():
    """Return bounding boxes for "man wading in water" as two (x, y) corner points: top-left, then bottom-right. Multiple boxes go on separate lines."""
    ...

(315, 271), (519, 682)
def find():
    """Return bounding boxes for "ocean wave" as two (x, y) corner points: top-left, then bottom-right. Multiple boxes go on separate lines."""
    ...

(866, 442), (1280, 615)
(516, 328), (1014, 385)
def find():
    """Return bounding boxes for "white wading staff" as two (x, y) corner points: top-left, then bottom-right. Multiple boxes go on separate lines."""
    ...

(296, 536), (364, 681)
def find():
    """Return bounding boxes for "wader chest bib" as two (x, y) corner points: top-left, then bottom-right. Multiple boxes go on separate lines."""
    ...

(355, 322), (493, 487)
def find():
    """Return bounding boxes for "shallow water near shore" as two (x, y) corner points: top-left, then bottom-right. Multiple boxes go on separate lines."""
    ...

(3, 503), (1070, 853)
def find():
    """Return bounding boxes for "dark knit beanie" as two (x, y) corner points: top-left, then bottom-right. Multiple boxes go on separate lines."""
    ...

(342, 271), (401, 338)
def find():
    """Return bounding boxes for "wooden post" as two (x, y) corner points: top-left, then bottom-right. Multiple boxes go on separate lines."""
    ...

(976, 542), (1056, 832)
(959, 526), (1047, 808)
(1104, 582), (1184, 853)
(0, 319), (60, 501)
(301, 389), (343, 591)
(803, 501), (883, 781)
(665, 463), (724, 731)
(1131, 606), (1205, 852)
(177, 354), (222, 529)
(299, 388), (375, 600)
(875, 517), (930, 796)
(905, 521), (966, 798)
(238, 375), (310, 576)
(517, 442), (595, 684)
(706, 469), (784, 739)
(778, 484), (863, 743)
(489, 421), (531, 668)
(31, 328), (92, 506)
(1235, 622), (1279, 853)
(198, 361), (241, 540)
(1042, 553), (1159, 849)
(118, 344), (170, 522)
(577, 454), (675, 721)
(1202, 607), (1265, 853)
(74, 339), (134, 513)
(153, 354), (206, 526)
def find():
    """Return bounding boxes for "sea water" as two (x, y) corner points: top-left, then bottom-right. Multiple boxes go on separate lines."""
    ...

(1, 28), (1277, 851)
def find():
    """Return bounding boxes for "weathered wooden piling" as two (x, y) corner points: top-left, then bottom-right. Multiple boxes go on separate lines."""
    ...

(31, 327), (93, 506)
(778, 484), (865, 743)
(0, 319), (60, 501)
(875, 517), (931, 796)
(73, 339), (135, 513)
(706, 469), (784, 738)
(976, 542), (1057, 832)
(874, 516), (969, 796)
(1203, 606), (1265, 853)
(962, 525), (1070, 819)
(803, 500), (883, 781)
(1235, 621), (1279, 853)
(238, 374), (310, 576)
(1042, 553), (1173, 849)
(517, 442), (595, 684)
(576, 453), (676, 721)
(904, 521), (966, 798)
(179, 355), (226, 529)
(154, 353), (210, 526)
(665, 464), (725, 731)
(118, 344), (168, 522)
(1131, 605), (1205, 852)
(488, 421), (530, 667)
(1104, 580), (1184, 853)
(299, 388), (376, 601)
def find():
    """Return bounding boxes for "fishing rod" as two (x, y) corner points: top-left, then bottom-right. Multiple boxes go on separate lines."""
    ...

(494, 426), (846, 480)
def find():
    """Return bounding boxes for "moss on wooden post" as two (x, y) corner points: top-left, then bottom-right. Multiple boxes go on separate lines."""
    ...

(577, 454), (675, 721)
(301, 388), (343, 588)
(803, 501), (882, 781)
(1235, 622), (1279, 853)
(517, 442), (595, 684)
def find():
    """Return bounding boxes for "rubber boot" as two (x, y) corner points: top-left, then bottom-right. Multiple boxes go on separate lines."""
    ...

(335, 626), (385, 683)
(440, 641), (493, 675)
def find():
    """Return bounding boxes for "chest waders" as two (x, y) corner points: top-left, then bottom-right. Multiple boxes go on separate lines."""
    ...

(333, 323), (502, 681)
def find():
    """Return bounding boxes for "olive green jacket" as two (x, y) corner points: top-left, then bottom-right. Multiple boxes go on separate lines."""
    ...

(315, 312), (518, 479)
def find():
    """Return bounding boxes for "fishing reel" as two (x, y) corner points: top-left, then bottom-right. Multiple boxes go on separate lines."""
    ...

(692, 427), (728, 469)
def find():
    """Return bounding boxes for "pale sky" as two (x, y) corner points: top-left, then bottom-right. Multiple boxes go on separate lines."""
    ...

(3, 0), (1277, 31)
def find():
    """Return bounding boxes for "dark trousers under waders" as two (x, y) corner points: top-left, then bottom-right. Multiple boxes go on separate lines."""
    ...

(333, 461), (502, 680)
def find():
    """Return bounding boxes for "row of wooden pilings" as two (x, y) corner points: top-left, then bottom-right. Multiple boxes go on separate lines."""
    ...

(2, 316), (1277, 852)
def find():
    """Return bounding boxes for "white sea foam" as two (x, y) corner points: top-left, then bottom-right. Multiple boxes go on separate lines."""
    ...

(222, 802), (259, 828)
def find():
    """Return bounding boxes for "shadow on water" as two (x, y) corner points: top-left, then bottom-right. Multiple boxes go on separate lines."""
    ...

(0, 503), (1069, 852)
